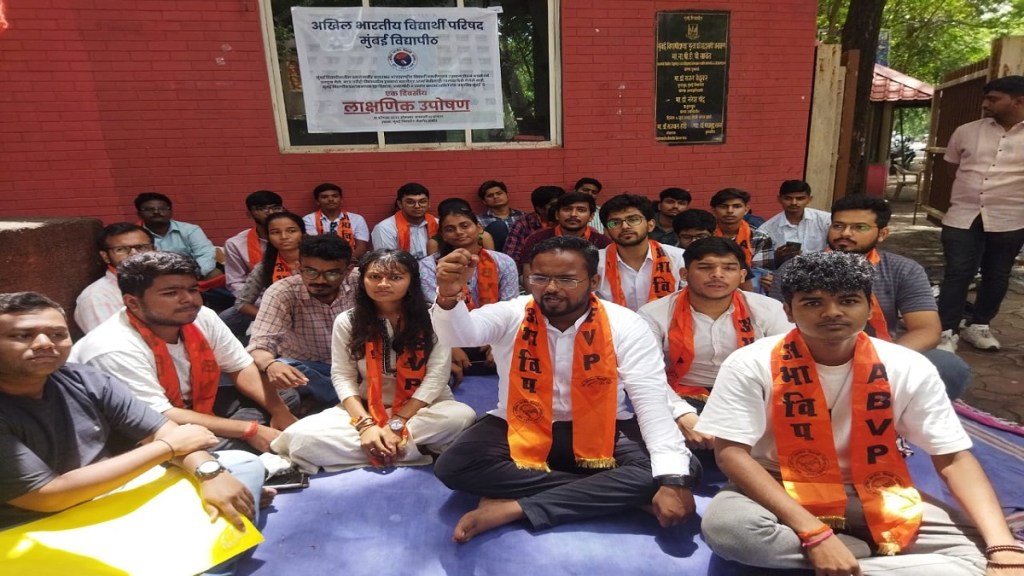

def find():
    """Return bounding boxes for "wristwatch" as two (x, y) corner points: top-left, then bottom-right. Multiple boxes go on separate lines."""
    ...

(388, 417), (406, 434)
(656, 474), (697, 489)
(195, 459), (227, 481)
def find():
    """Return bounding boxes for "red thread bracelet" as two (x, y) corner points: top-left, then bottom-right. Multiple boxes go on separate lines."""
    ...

(797, 524), (831, 541)
(240, 420), (259, 441)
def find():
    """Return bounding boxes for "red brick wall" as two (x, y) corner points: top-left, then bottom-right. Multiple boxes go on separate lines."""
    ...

(0, 0), (817, 243)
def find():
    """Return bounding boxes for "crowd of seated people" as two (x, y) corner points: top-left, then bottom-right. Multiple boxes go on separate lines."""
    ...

(4, 177), (1021, 576)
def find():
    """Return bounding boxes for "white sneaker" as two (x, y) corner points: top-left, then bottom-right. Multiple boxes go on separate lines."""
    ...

(960, 324), (1000, 351)
(937, 329), (958, 353)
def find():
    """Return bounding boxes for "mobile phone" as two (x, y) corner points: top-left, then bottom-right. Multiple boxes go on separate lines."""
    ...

(265, 468), (309, 491)
(785, 242), (802, 249)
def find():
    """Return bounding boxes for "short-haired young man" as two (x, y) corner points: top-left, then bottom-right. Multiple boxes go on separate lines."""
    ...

(938, 75), (1024, 352)
(223, 190), (285, 295)
(74, 223), (155, 333)
(638, 237), (792, 448)
(503, 185), (565, 263)
(0, 292), (264, 545)
(518, 192), (612, 278)
(710, 187), (775, 271)
(476, 180), (526, 253)
(698, 251), (1021, 575)
(247, 235), (359, 409)
(303, 182), (370, 261)
(574, 177), (606, 233)
(70, 252), (298, 454)
(596, 193), (685, 311)
(756, 180), (831, 264)
(431, 236), (698, 543)
(134, 192), (220, 280)
(673, 208), (717, 249)
(651, 187), (692, 246)
(769, 194), (972, 400)
(371, 182), (438, 259)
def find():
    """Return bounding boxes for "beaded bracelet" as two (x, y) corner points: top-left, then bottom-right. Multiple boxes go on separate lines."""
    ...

(987, 561), (1024, 569)
(800, 529), (834, 549)
(986, 545), (1024, 558)
(797, 524), (831, 541)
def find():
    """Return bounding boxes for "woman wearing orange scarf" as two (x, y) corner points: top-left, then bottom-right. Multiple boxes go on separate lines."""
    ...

(270, 250), (476, 473)
(697, 251), (1020, 574)
(233, 212), (306, 320)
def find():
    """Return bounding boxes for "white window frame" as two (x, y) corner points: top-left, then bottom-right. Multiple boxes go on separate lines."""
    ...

(257, 0), (562, 153)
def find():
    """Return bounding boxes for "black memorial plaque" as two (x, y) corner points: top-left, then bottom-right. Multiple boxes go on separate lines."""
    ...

(655, 11), (729, 145)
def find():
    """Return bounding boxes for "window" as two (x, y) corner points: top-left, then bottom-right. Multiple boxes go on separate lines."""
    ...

(259, 0), (560, 152)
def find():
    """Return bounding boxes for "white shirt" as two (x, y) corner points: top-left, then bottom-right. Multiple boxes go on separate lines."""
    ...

(430, 295), (691, 477)
(756, 208), (832, 253)
(638, 290), (793, 391)
(330, 310), (454, 406)
(73, 270), (123, 333)
(302, 211), (370, 240)
(69, 307), (253, 413)
(694, 335), (972, 482)
(943, 117), (1024, 232)
(371, 214), (431, 259)
(596, 242), (686, 311)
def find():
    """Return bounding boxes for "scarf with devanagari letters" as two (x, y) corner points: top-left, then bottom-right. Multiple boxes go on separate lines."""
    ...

(315, 210), (355, 250)
(603, 240), (675, 308)
(667, 289), (754, 400)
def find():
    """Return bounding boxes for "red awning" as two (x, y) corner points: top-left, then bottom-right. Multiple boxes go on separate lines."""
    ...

(871, 64), (933, 102)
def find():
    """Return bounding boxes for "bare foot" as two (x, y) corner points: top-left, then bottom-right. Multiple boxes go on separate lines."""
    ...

(260, 487), (277, 509)
(452, 498), (524, 543)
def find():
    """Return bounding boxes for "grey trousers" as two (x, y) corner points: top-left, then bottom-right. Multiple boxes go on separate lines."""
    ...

(701, 485), (987, 575)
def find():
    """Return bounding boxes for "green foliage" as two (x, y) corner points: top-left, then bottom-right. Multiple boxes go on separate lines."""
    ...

(818, 0), (1024, 83)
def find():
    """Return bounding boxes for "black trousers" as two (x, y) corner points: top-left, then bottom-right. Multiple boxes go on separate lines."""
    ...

(435, 415), (699, 530)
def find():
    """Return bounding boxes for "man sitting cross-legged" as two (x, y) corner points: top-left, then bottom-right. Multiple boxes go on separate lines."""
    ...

(0, 292), (264, 552)
(431, 236), (700, 543)
(70, 252), (298, 454)
(698, 251), (1022, 575)
(638, 237), (792, 449)
(596, 193), (685, 312)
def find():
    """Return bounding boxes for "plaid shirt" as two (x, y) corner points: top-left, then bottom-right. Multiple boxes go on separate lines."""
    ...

(246, 271), (359, 361)
(477, 208), (526, 230)
(502, 212), (545, 262)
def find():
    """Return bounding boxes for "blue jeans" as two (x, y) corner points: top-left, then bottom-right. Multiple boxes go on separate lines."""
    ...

(921, 348), (971, 401)
(280, 358), (338, 405)
(938, 217), (1024, 330)
(204, 450), (266, 576)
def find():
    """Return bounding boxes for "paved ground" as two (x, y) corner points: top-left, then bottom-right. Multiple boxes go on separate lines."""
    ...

(882, 192), (1024, 424)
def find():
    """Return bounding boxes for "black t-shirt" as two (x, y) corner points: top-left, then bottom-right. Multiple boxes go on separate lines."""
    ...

(0, 363), (167, 528)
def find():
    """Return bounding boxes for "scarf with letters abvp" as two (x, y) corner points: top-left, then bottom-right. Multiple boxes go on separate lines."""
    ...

(666, 288), (754, 400)
(394, 211), (438, 253)
(507, 295), (618, 471)
(126, 311), (220, 415)
(771, 329), (921, 555)
(603, 240), (676, 308)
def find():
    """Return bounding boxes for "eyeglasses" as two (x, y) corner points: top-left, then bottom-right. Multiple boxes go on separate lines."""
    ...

(106, 243), (155, 256)
(252, 205), (284, 213)
(678, 232), (712, 242)
(829, 222), (878, 233)
(300, 267), (345, 282)
(605, 215), (647, 229)
(526, 274), (586, 289)
(139, 206), (170, 214)
(402, 199), (430, 207)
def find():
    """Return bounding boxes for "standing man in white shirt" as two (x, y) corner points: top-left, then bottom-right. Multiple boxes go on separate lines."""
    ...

(938, 75), (1024, 352)
(756, 180), (832, 266)
(370, 182), (438, 260)
(430, 236), (698, 543)
(74, 223), (155, 333)
(595, 193), (685, 311)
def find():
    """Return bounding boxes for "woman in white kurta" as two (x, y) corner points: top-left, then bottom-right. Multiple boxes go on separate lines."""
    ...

(270, 249), (477, 473)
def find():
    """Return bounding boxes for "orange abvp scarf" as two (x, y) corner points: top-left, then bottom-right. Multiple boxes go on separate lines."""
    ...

(245, 228), (263, 268)
(270, 254), (293, 284)
(464, 249), (500, 309)
(126, 311), (220, 415)
(603, 240), (676, 307)
(394, 211), (438, 252)
(666, 289), (754, 400)
(315, 210), (355, 250)
(508, 296), (619, 471)
(716, 220), (752, 268)
(364, 329), (428, 465)
(771, 329), (921, 555)
(864, 249), (892, 342)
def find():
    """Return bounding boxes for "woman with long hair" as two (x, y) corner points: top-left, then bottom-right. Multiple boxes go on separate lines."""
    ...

(270, 249), (476, 472)
(234, 211), (305, 319)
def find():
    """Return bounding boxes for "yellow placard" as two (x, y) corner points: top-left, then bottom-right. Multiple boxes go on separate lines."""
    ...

(0, 466), (263, 576)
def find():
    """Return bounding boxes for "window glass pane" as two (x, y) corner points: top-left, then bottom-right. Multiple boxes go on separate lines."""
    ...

(269, 0), (552, 148)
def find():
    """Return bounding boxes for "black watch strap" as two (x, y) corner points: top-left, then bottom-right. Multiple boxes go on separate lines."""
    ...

(657, 474), (696, 489)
